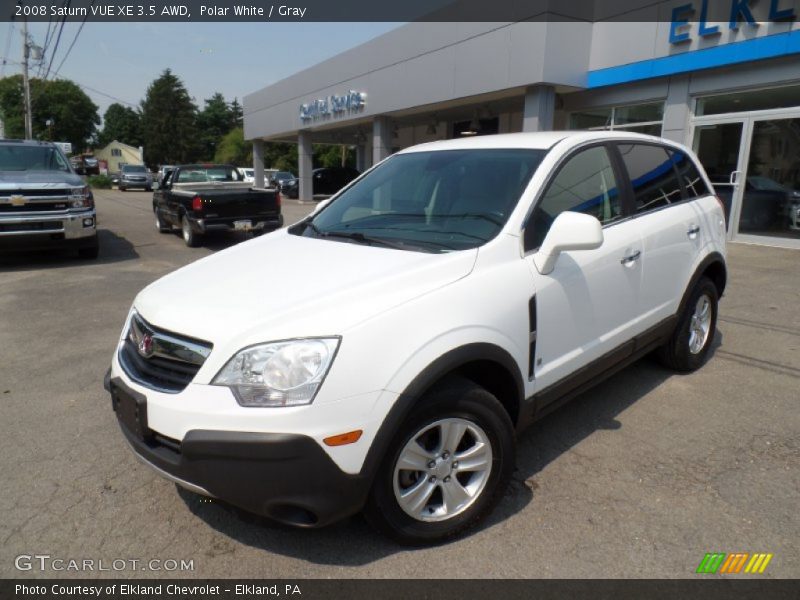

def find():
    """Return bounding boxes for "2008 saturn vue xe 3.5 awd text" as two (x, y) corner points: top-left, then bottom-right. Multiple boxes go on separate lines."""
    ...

(106, 131), (727, 544)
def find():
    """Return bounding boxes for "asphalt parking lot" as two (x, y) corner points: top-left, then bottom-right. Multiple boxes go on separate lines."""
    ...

(0, 188), (798, 579)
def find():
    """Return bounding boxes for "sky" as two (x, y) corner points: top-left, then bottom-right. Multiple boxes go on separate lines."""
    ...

(1, 21), (400, 119)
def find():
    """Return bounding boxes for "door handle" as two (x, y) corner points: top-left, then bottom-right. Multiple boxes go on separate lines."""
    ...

(687, 225), (700, 237)
(620, 250), (641, 265)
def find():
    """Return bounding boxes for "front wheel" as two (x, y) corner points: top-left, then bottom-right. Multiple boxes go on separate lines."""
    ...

(181, 215), (202, 247)
(657, 276), (718, 372)
(364, 378), (514, 545)
(155, 209), (171, 233)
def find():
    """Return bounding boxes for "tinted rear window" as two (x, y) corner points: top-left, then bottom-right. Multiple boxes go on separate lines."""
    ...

(670, 149), (711, 198)
(617, 144), (683, 213)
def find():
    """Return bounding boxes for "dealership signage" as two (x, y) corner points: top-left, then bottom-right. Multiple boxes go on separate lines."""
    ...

(670, 0), (797, 44)
(299, 90), (366, 120)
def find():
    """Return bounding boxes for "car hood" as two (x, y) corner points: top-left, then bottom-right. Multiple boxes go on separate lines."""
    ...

(0, 170), (84, 187)
(134, 229), (477, 347)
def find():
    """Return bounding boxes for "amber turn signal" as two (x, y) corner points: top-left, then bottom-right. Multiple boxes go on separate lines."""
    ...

(323, 430), (363, 446)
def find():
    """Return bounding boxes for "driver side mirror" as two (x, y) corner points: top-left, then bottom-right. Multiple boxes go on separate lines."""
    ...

(532, 211), (604, 275)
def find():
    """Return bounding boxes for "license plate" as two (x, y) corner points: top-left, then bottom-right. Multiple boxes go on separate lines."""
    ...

(234, 220), (252, 231)
(113, 386), (150, 441)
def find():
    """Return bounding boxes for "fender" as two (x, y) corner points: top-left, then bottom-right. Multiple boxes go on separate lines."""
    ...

(676, 251), (727, 323)
(357, 343), (525, 480)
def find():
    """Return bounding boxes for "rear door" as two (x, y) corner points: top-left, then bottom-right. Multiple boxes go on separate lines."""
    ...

(526, 143), (645, 394)
(613, 143), (707, 326)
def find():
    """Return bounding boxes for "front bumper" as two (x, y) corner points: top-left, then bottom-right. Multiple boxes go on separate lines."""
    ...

(107, 375), (370, 527)
(0, 210), (97, 249)
(119, 179), (152, 189)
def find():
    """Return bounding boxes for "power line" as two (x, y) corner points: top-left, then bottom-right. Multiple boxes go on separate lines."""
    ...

(42, 3), (68, 81)
(51, 0), (93, 79)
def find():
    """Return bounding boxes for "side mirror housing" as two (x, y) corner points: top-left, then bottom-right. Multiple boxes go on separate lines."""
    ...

(533, 211), (604, 275)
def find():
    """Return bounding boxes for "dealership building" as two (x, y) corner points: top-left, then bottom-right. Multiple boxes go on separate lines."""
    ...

(244, 3), (800, 247)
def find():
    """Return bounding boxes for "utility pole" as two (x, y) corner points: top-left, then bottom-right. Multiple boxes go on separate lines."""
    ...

(21, 18), (32, 139)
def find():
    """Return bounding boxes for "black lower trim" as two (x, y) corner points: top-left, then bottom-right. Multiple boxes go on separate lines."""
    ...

(109, 377), (369, 527)
(521, 316), (677, 425)
(190, 214), (282, 233)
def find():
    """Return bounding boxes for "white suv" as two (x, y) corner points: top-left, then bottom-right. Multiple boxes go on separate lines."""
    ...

(106, 132), (727, 544)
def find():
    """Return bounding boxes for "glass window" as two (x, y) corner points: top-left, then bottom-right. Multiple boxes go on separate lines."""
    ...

(618, 144), (683, 213)
(526, 146), (621, 250)
(614, 103), (664, 126)
(670, 149), (711, 199)
(568, 102), (663, 134)
(569, 108), (612, 129)
(111, 148), (122, 157)
(696, 85), (800, 116)
(301, 149), (546, 252)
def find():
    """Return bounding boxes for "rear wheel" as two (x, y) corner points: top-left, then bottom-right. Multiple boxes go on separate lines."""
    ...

(364, 378), (514, 545)
(181, 215), (202, 247)
(658, 276), (718, 371)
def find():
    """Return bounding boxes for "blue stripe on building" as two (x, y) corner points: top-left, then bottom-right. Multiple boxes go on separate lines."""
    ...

(588, 29), (800, 88)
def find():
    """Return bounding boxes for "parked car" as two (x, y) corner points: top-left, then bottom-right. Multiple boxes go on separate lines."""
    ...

(157, 165), (176, 187)
(106, 132), (727, 544)
(736, 175), (800, 232)
(280, 167), (360, 199)
(83, 156), (99, 176)
(118, 164), (153, 191)
(239, 167), (255, 184)
(0, 139), (98, 258)
(270, 170), (295, 187)
(152, 164), (282, 247)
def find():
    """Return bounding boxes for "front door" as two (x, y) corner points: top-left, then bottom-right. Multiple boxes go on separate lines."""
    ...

(525, 144), (644, 394)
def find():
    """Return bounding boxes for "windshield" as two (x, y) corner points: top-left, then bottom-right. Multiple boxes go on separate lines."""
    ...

(0, 144), (71, 172)
(276, 171), (294, 180)
(298, 149), (545, 252)
(124, 165), (147, 173)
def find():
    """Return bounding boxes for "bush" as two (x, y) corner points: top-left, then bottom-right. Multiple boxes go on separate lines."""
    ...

(87, 174), (113, 189)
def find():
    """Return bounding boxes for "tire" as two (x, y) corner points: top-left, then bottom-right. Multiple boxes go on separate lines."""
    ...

(154, 209), (171, 233)
(364, 377), (515, 545)
(657, 276), (718, 372)
(77, 239), (99, 260)
(119, 186), (126, 192)
(181, 215), (202, 247)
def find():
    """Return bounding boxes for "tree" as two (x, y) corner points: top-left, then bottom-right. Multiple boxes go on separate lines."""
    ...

(197, 92), (234, 161)
(99, 103), (142, 147)
(229, 98), (243, 128)
(0, 75), (99, 150)
(214, 127), (251, 165)
(140, 69), (198, 166)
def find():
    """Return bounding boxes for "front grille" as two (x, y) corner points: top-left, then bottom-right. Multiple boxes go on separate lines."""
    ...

(119, 313), (212, 393)
(1, 188), (73, 197)
(0, 202), (69, 213)
(0, 221), (62, 232)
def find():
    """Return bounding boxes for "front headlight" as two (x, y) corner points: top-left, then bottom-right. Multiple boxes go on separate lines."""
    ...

(70, 186), (92, 208)
(213, 338), (340, 407)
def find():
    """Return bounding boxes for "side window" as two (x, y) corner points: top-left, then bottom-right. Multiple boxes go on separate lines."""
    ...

(617, 144), (683, 213)
(525, 145), (621, 251)
(669, 149), (711, 198)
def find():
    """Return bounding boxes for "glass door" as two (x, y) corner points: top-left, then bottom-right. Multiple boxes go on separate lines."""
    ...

(692, 121), (747, 232)
(737, 117), (800, 241)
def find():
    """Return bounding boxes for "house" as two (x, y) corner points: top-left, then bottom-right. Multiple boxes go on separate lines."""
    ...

(94, 140), (144, 173)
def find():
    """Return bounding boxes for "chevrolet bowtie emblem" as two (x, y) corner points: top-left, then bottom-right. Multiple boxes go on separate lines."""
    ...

(9, 195), (26, 206)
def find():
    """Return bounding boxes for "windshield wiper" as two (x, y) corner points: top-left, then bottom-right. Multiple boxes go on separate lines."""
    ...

(305, 220), (442, 252)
